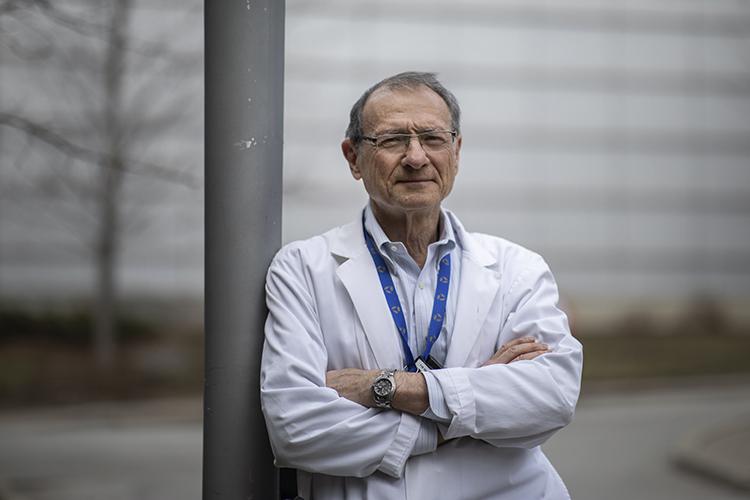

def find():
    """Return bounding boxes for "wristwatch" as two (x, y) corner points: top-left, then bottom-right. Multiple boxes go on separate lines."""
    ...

(372, 369), (397, 408)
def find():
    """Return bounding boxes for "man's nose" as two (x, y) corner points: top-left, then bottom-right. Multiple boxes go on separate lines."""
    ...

(402, 136), (428, 169)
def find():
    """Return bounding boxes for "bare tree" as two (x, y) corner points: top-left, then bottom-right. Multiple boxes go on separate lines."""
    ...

(96, 0), (130, 367)
(0, 0), (201, 368)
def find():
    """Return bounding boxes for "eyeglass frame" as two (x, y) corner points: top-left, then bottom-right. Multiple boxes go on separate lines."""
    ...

(358, 129), (458, 153)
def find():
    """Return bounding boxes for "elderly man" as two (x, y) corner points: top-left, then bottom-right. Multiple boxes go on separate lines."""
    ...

(261, 72), (582, 499)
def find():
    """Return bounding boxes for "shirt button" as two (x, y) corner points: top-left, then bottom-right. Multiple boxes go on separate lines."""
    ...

(390, 245), (398, 252)
(418, 282), (425, 290)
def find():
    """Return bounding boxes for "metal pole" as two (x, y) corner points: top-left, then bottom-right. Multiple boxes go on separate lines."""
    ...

(204, 1), (284, 499)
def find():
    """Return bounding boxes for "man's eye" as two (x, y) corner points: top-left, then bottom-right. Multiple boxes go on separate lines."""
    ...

(378, 136), (405, 148)
(422, 134), (447, 146)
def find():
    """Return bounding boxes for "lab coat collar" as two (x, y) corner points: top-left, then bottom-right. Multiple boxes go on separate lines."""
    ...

(329, 208), (495, 267)
(330, 208), (501, 369)
(441, 211), (502, 366)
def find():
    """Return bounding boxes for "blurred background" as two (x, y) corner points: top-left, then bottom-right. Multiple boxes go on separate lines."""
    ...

(1, 1), (749, 499)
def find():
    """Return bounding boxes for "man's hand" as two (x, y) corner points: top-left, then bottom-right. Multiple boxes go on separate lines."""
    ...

(482, 336), (549, 367)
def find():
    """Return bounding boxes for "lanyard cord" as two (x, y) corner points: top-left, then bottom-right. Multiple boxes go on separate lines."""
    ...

(362, 214), (451, 372)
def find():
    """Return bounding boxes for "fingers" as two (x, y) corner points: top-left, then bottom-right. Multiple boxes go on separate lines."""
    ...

(483, 337), (549, 366)
(495, 336), (537, 356)
(510, 350), (547, 362)
(500, 341), (548, 364)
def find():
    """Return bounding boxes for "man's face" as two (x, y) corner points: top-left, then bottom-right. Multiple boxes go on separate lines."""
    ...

(342, 86), (462, 217)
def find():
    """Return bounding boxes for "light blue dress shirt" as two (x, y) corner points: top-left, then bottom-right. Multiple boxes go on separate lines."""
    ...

(363, 204), (458, 452)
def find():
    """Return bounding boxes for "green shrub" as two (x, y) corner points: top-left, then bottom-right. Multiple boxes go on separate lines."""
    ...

(0, 308), (156, 345)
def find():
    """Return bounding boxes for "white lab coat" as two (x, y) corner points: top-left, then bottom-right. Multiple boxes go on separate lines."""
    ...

(261, 210), (583, 500)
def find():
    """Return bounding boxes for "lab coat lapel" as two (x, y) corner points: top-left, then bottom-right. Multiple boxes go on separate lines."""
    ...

(444, 215), (501, 368)
(332, 221), (402, 369)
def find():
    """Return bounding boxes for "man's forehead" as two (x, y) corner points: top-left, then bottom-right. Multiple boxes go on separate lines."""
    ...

(362, 85), (451, 132)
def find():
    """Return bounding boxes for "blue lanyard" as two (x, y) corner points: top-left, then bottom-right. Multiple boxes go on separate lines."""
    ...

(362, 215), (451, 372)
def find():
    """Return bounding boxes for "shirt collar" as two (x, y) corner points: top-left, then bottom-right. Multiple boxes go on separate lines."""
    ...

(363, 203), (457, 260)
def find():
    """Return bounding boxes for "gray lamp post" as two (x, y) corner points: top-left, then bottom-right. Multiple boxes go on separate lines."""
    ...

(204, 1), (285, 498)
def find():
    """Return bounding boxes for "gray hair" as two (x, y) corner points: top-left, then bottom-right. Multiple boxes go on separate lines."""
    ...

(345, 71), (461, 145)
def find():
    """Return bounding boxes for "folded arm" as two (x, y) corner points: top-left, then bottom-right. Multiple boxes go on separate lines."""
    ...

(327, 254), (582, 449)
(426, 254), (582, 447)
(326, 336), (548, 412)
(260, 247), (433, 479)
(326, 337), (551, 443)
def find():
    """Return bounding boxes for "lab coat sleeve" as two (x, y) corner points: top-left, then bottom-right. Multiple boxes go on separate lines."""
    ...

(427, 253), (583, 448)
(260, 245), (433, 479)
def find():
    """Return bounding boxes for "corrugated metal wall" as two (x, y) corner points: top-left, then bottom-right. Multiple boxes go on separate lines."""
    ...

(1, 0), (748, 327)
(282, 0), (750, 326)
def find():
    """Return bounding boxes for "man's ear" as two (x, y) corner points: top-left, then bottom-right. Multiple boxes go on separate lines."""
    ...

(454, 134), (462, 172)
(341, 138), (362, 180)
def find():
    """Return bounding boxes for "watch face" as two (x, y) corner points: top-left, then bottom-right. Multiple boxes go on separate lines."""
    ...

(373, 379), (393, 397)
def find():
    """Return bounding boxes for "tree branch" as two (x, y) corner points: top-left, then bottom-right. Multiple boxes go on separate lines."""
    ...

(0, 112), (201, 188)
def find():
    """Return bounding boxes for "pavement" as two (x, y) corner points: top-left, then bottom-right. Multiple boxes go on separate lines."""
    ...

(0, 377), (749, 500)
(581, 375), (750, 492)
(0, 399), (203, 500)
(672, 416), (750, 491)
(545, 376), (750, 500)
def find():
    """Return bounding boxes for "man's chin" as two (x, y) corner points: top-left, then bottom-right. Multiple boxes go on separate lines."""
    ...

(392, 195), (443, 212)
(394, 182), (440, 196)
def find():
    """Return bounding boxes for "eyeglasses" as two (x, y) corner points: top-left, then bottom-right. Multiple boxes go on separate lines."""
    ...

(360, 130), (457, 153)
